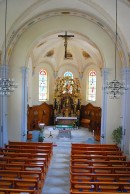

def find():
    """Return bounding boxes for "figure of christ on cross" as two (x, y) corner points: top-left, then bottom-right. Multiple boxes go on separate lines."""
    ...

(58, 31), (74, 58)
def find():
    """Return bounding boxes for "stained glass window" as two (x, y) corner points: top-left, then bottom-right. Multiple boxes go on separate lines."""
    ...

(64, 71), (73, 78)
(39, 69), (47, 101)
(88, 70), (96, 101)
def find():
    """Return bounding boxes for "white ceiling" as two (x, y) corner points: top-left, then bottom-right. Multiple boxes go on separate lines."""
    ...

(0, 0), (130, 70)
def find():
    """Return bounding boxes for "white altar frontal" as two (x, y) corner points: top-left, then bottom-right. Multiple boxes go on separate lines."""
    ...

(55, 116), (78, 129)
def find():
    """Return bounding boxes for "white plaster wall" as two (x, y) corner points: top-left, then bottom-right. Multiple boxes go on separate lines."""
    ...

(7, 15), (122, 142)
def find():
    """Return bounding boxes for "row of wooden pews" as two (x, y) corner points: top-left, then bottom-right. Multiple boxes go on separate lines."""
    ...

(0, 141), (53, 194)
(70, 143), (130, 194)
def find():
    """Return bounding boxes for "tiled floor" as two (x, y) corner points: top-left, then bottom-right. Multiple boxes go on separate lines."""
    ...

(40, 127), (98, 194)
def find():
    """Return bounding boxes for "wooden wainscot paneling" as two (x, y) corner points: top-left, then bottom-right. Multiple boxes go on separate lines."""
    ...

(27, 102), (53, 130)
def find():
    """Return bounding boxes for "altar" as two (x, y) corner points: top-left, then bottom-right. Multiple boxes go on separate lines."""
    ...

(53, 76), (81, 125)
(55, 116), (78, 129)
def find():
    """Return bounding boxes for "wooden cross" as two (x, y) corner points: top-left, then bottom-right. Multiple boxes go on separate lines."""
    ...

(58, 31), (74, 58)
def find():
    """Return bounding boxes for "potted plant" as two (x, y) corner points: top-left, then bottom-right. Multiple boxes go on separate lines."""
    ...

(38, 132), (44, 142)
(112, 126), (122, 146)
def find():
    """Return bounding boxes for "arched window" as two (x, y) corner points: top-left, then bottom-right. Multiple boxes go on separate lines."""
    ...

(64, 71), (73, 78)
(39, 69), (47, 101)
(88, 70), (96, 101)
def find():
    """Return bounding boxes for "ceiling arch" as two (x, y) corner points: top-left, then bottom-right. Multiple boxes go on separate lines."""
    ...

(30, 31), (103, 73)
(0, 0), (129, 71)
(1, 6), (126, 69)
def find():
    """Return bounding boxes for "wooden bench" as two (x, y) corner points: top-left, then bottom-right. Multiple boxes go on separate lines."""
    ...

(8, 141), (53, 146)
(0, 177), (40, 190)
(71, 180), (130, 192)
(71, 143), (119, 148)
(71, 150), (123, 156)
(0, 163), (45, 173)
(71, 192), (129, 194)
(71, 159), (129, 166)
(6, 142), (53, 151)
(0, 151), (49, 161)
(5, 144), (52, 153)
(0, 142), (53, 193)
(0, 147), (52, 158)
(0, 188), (38, 194)
(70, 143), (130, 193)
(71, 165), (130, 174)
(0, 169), (44, 180)
(72, 147), (121, 152)
(71, 172), (130, 182)
(71, 154), (126, 161)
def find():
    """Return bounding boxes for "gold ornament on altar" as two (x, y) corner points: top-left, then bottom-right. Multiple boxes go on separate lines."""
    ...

(53, 76), (81, 117)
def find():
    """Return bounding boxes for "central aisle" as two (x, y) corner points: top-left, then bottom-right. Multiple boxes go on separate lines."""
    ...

(41, 127), (97, 194)
(42, 142), (71, 194)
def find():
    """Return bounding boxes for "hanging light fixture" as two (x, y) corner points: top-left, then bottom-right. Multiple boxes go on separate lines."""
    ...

(0, 0), (17, 96)
(105, 0), (127, 99)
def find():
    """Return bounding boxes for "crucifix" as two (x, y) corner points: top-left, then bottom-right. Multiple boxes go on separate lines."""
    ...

(58, 31), (74, 58)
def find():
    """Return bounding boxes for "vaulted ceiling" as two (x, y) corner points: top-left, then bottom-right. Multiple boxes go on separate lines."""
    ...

(0, 0), (130, 71)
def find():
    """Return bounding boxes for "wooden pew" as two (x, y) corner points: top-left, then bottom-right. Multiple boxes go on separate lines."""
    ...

(5, 144), (53, 154)
(70, 180), (130, 192)
(71, 154), (126, 161)
(0, 162), (45, 172)
(70, 165), (130, 174)
(71, 192), (130, 194)
(0, 156), (47, 165)
(5, 144), (52, 154)
(5, 141), (53, 149)
(0, 177), (40, 191)
(71, 172), (130, 182)
(0, 169), (44, 180)
(71, 150), (123, 156)
(71, 159), (130, 166)
(0, 142), (53, 193)
(0, 147), (52, 158)
(70, 143), (130, 194)
(72, 147), (121, 151)
(0, 188), (38, 194)
(7, 141), (53, 145)
(0, 151), (49, 164)
(7, 141), (53, 151)
(71, 143), (119, 148)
